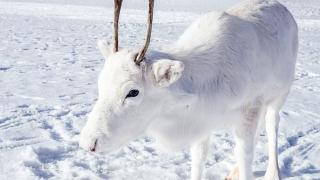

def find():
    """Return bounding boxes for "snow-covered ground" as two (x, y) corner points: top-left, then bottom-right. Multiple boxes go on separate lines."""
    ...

(0, 0), (319, 179)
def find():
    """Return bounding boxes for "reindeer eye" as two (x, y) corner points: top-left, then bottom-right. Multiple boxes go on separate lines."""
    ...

(126, 89), (139, 98)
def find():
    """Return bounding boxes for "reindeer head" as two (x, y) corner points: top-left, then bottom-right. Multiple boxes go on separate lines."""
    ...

(79, 0), (184, 153)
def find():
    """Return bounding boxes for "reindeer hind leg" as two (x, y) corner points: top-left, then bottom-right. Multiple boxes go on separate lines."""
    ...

(264, 94), (288, 180)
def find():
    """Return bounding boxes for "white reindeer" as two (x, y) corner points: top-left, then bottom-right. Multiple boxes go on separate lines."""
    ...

(79, 0), (298, 179)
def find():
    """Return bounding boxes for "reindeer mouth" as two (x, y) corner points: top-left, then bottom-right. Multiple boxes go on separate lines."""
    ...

(90, 139), (98, 152)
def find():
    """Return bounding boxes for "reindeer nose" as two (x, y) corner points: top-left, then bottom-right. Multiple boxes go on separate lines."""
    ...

(90, 139), (98, 152)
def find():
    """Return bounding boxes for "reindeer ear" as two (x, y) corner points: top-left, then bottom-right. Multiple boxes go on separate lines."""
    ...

(151, 59), (184, 87)
(97, 39), (112, 59)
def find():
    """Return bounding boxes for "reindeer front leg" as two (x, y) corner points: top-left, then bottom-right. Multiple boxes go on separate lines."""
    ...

(190, 136), (209, 180)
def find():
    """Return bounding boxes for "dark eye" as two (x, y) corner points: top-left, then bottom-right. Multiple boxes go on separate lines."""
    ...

(126, 89), (139, 98)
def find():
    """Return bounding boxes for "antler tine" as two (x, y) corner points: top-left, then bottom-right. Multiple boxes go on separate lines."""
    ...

(113, 0), (123, 52)
(135, 0), (154, 64)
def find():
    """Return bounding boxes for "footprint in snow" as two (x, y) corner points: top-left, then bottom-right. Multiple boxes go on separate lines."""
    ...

(0, 67), (11, 71)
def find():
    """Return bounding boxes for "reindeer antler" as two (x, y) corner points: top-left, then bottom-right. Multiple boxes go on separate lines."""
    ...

(113, 0), (123, 52)
(135, 0), (154, 64)
(112, 0), (154, 64)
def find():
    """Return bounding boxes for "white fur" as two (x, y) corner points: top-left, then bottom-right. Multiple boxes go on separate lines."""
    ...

(79, 0), (298, 180)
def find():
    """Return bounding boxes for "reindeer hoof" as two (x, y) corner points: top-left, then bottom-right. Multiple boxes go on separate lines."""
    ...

(226, 166), (239, 180)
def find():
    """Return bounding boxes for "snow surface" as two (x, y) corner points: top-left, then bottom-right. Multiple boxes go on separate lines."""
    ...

(1, 0), (243, 12)
(0, 0), (320, 179)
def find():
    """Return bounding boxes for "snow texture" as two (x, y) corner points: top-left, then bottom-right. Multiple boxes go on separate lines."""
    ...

(0, 0), (319, 179)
